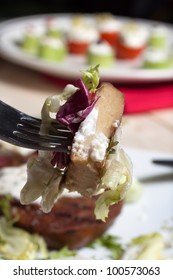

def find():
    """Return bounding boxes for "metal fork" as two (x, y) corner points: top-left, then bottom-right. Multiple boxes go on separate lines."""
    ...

(0, 100), (73, 152)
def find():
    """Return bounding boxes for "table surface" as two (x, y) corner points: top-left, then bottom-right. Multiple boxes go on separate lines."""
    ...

(0, 57), (173, 154)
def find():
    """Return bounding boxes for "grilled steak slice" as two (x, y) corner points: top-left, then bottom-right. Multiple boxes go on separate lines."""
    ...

(0, 195), (123, 250)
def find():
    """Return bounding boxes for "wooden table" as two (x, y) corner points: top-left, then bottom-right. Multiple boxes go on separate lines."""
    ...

(0, 58), (173, 154)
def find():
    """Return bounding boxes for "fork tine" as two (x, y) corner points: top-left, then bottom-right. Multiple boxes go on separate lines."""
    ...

(0, 100), (70, 132)
(20, 116), (69, 131)
(17, 123), (73, 138)
(13, 131), (72, 146)
(20, 116), (41, 127)
(13, 133), (71, 152)
(0, 131), (69, 152)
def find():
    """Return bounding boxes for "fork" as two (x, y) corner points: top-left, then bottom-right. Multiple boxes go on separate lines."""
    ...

(0, 100), (73, 152)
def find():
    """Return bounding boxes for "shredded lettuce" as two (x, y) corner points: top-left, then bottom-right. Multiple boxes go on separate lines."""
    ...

(48, 246), (77, 259)
(20, 85), (78, 211)
(95, 147), (133, 221)
(125, 178), (143, 203)
(88, 234), (125, 259)
(122, 232), (164, 260)
(20, 156), (63, 213)
(0, 194), (13, 221)
(0, 217), (48, 260)
(81, 64), (100, 93)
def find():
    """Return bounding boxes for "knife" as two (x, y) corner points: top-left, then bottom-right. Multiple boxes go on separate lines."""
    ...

(152, 159), (173, 167)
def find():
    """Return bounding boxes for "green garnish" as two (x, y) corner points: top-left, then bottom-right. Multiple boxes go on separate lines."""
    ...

(81, 64), (100, 92)
(107, 138), (119, 156)
(0, 217), (48, 260)
(0, 194), (13, 221)
(88, 234), (125, 259)
(48, 246), (77, 259)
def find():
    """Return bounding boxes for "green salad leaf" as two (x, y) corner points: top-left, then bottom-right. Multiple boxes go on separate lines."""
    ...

(0, 194), (13, 221)
(122, 232), (164, 260)
(0, 217), (48, 260)
(88, 234), (125, 259)
(48, 246), (77, 259)
(95, 147), (133, 221)
(81, 64), (100, 92)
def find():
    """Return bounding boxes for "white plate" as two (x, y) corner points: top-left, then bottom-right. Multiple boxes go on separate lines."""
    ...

(0, 146), (173, 259)
(0, 14), (173, 83)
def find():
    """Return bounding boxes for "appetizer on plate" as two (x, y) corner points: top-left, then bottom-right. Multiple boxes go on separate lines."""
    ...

(86, 40), (114, 68)
(116, 21), (148, 59)
(22, 24), (44, 55)
(39, 36), (67, 61)
(143, 47), (173, 69)
(66, 17), (98, 55)
(148, 25), (170, 49)
(18, 13), (173, 76)
(96, 13), (121, 47)
(45, 17), (63, 38)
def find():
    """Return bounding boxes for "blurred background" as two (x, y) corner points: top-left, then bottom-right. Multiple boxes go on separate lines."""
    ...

(0, 0), (173, 23)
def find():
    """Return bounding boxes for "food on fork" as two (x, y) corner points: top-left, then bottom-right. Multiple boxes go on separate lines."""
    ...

(86, 40), (114, 68)
(0, 65), (132, 251)
(20, 65), (132, 222)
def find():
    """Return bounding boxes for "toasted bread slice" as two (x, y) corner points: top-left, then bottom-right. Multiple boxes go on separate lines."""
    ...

(63, 82), (124, 196)
(95, 82), (124, 137)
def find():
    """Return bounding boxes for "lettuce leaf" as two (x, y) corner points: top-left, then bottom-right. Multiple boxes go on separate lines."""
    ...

(95, 147), (133, 221)
(0, 217), (48, 260)
(122, 232), (164, 260)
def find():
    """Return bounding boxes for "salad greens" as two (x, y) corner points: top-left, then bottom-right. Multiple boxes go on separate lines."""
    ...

(95, 146), (132, 221)
(88, 234), (125, 259)
(125, 178), (143, 203)
(0, 194), (13, 221)
(0, 217), (48, 260)
(81, 64), (100, 92)
(48, 246), (77, 259)
(0, 218), (171, 260)
(122, 232), (164, 260)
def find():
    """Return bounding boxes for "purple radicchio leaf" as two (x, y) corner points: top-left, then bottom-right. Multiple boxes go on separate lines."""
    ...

(56, 79), (99, 133)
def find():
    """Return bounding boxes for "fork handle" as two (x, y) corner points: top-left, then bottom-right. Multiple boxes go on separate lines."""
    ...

(152, 159), (173, 167)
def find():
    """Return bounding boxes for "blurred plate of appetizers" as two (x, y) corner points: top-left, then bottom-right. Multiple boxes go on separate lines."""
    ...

(0, 13), (173, 83)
